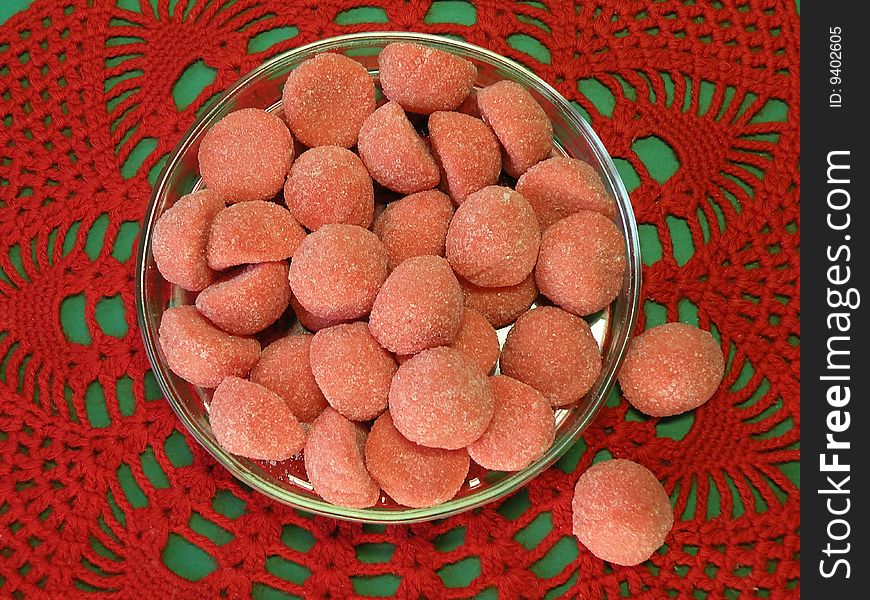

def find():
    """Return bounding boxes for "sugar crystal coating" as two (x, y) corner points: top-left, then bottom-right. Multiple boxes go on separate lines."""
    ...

(290, 295), (350, 332)
(198, 108), (293, 202)
(446, 186), (541, 287)
(618, 322), (725, 417)
(250, 334), (328, 422)
(283, 146), (374, 231)
(428, 111), (501, 205)
(288, 224), (388, 321)
(572, 459), (674, 566)
(467, 375), (555, 471)
(448, 308), (500, 375)
(357, 102), (440, 194)
(310, 322), (397, 422)
(152, 189), (225, 291)
(372, 189), (454, 270)
(499, 306), (601, 407)
(536, 210), (626, 316)
(369, 255), (464, 355)
(304, 408), (380, 508)
(459, 274), (539, 329)
(378, 42), (477, 115)
(210, 376), (305, 461)
(207, 201), (306, 270)
(365, 412), (470, 508)
(281, 53), (375, 148)
(389, 346), (495, 449)
(158, 306), (260, 388)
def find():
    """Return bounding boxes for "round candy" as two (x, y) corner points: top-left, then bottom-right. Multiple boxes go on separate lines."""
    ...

(158, 306), (260, 388)
(210, 376), (305, 461)
(207, 201), (306, 270)
(250, 334), (328, 422)
(357, 101), (440, 194)
(281, 52), (375, 148)
(516, 156), (616, 228)
(195, 261), (291, 335)
(477, 80), (552, 178)
(152, 189), (225, 291)
(467, 375), (555, 471)
(448, 308), (500, 375)
(572, 459), (674, 566)
(304, 408), (380, 508)
(372, 189), (454, 270)
(310, 322), (397, 422)
(284, 146), (374, 231)
(459, 273), (539, 329)
(378, 42), (477, 114)
(369, 255), (464, 355)
(389, 346), (495, 449)
(618, 322), (725, 417)
(290, 295), (350, 333)
(446, 186), (541, 287)
(428, 111), (501, 205)
(198, 108), (293, 202)
(365, 412), (470, 508)
(288, 224), (388, 321)
(499, 306), (601, 407)
(536, 210), (626, 316)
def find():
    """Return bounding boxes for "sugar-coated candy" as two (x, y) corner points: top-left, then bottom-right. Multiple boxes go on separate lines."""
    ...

(467, 375), (555, 471)
(210, 376), (305, 461)
(516, 157), (616, 228)
(446, 186), (541, 287)
(618, 322), (725, 417)
(304, 408), (380, 508)
(365, 412), (470, 508)
(448, 308), (500, 375)
(310, 322), (397, 422)
(572, 459), (674, 566)
(499, 306), (601, 407)
(288, 224), (388, 321)
(369, 255), (464, 355)
(250, 334), (328, 422)
(158, 306), (260, 388)
(378, 42), (477, 114)
(290, 295), (350, 333)
(459, 274), (539, 329)
(372, 189), (454, 270)
(428, 111), (501, 205)
(536, 210), (626, 316)
(389, 347), (494, 449)
(284, 146), (374, 230)
(281, 52), (375, 148)
(152, 190), (225, 291)
(357, 102), (440, 194)
(207, 201), (305, 270)
(477, 81), (552, 178)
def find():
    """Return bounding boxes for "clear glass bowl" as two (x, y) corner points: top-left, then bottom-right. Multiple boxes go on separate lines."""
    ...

(136, 31), (641, 524)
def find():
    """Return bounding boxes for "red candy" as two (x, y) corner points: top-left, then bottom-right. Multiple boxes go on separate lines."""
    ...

(477, 81), (552, 178)
(618, 322), (725, 417)
(284, 146), (374, 230)
(209, 376), (305, 461)
(357, 102), (440, 194)
(198, 108), (293, 202)
(536, 210), (626, 316)
(288, 224), (388, 321)
(389, 347), (495, 449)
(516, 157), (616, 228)
(152, 190), (225, 291)
(572, 459), (674, 566)
(372, 189), (454, 270)
(158, 306), (260, 388)
(304, 408), (380, 508)
(459, 274), (539, 329)
(467, 375), (555, 471)
(448, 308), (500, 375)
(499, 306), (601, 407)
(446, 186), (541, 287)
(365, 412), (470, 508)
(378, 42), (477, 114)
(310, 322), (397, 422)
(369, 255), (464, 355)
(282, 52), (375, 148)
(207, 201), (305, 270)
(290, 295), (350, 333)
(195, 262), (291, 335)
(249, 334), (328, 422)
(428, 111), (501, 205)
